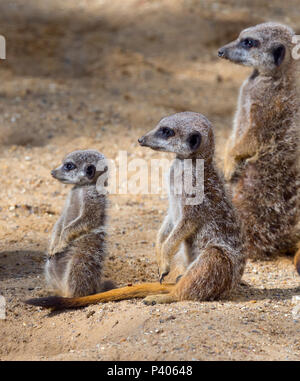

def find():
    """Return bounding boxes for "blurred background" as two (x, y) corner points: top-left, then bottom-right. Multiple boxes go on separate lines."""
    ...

(0, 0), (299, 148)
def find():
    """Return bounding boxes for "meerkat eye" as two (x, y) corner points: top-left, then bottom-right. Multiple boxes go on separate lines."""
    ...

(241, 38), (259, 49)
(157, 127), (175, 138)
(86, 164), (96, 179)
(63, 162), (76, 171)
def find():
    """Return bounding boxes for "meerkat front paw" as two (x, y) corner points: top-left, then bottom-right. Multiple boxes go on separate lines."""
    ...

(52, 241), (67, 254)
(224, 155), (237, 181)
(156, 245), (170, 282)
(158, 261), (170, 283)
(48, 247), (55, 256)
(158, 243), (173, 282)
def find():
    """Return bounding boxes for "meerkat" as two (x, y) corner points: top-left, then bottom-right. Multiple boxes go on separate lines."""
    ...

(35, 149), (112, 298)
(26, 112), (246, 309)
(138, 112), (246, 305)
(218, 22), (300, 273)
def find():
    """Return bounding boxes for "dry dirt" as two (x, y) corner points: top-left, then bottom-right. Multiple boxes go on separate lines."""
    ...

(0, 0), (300, 361)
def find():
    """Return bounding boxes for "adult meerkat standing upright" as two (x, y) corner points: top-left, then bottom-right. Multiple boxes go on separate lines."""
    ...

(43, 149), (111, 297)
(26, 112), (246, 308)
(218, 22), (300, 272)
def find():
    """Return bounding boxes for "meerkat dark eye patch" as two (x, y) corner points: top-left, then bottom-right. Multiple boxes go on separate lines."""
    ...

(273, 44), (286, 66)
(86, 164), (96, 179)
(240, 38), (260, 49)
(156, 126), (175, 139)
(63, 162), (76, 171)
(187, 132), (202, 151)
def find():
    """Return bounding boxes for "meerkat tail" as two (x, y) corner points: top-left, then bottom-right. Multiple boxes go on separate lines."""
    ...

(24, 282), (175, 309)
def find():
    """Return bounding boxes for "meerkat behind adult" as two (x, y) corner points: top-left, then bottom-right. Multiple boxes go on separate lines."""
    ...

(26, 112), (246, 308)
(43, 150), (111, 297)
(218, 23), (300, 272)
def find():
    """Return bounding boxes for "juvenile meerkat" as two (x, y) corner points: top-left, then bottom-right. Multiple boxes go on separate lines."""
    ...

(26, 112), (246, 309)
(218, 22), (300, 272)
(37, 149), (111, 298)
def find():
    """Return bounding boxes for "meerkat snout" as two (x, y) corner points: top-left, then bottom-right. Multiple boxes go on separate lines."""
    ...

(138, 136), (146, 146)
(218, 48), (225, 58)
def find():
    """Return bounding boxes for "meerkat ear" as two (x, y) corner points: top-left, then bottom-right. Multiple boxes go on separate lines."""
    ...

(272, 44), (286, 67)
(187, 132), (202, 151)
(85, 164), (96, 179)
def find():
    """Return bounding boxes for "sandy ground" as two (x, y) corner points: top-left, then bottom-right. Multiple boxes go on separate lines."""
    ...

(0, 0), (300, 361)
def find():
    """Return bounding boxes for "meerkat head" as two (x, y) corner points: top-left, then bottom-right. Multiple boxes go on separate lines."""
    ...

(138, 111), (214, 160)
(51, 150), (107, 185)
(218, 22), (295, 74)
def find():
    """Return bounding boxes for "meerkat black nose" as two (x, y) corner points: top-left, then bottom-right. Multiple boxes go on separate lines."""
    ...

(218, 48), (225, 58)
(218, 49), (224, 57)
(138, 136), (145, 145)
(51, 170), (56, 177)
